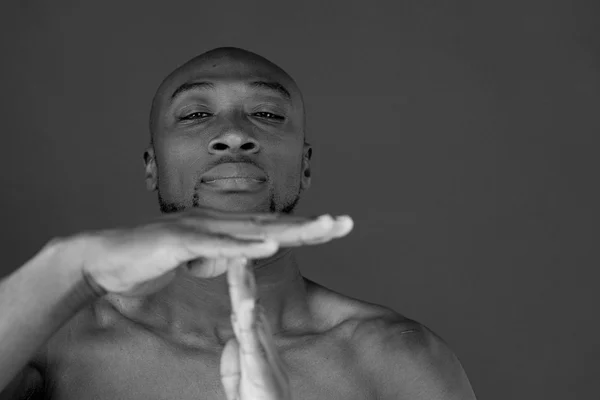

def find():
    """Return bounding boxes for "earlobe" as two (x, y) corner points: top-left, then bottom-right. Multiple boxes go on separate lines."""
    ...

(143, 148), (157, 191)
(301, 144), (312, 190)
(301, 169), (311, 191)
(305, 144), (313, 161)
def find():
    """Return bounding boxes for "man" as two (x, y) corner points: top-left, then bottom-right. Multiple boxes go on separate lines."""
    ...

(0, 47), (476, 399)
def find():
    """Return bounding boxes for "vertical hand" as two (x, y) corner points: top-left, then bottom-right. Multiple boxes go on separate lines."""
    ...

(220, 258), (291, 400)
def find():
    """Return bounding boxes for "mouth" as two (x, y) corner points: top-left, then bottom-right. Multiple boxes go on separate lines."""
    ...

(201, 163), (267, 191)
(201, 177), (266, 191)
(202, 176), (266, 183)
(201, 162), (267, 183)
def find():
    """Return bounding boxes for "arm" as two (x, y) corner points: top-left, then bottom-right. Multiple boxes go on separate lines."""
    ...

(356, 317), (477, 400)
(0, 237), (102, 393)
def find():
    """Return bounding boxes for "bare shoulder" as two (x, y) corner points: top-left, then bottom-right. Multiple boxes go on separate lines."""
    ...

(304, 278), (401, 332)
(350, 311), (477, 399)
(305, 280), (476, 399)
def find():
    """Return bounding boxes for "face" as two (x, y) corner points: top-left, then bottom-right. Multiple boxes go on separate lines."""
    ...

(144, 52), (311, 215)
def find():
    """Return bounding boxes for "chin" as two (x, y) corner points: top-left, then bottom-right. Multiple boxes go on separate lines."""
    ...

(195, 196), (272, 214)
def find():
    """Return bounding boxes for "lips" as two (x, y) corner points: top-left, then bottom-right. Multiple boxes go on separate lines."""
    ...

(201, 162), (267, 183)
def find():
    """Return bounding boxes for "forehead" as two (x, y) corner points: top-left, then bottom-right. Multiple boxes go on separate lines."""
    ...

(161, 56), (297, 100)
(149, 53), (305, 131)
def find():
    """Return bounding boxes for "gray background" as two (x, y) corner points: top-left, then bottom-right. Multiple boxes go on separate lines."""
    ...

(1, 1), (598, 399)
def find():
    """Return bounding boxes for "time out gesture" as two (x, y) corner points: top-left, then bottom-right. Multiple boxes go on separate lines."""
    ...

(64, 208), (353, 399)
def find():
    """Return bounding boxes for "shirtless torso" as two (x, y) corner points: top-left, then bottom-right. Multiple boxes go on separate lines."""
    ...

(34, 278), (413, 400)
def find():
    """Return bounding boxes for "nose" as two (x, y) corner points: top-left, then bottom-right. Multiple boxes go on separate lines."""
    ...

(208, 130), (260, 155)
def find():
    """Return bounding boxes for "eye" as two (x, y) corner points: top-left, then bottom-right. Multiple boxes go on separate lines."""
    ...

(254, 112), (285, 121)
(181, 111), (212, 120)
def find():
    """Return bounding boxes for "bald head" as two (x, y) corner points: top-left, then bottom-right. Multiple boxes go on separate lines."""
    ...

(143, 46), (312, 215)
(149, 47), (305, 146)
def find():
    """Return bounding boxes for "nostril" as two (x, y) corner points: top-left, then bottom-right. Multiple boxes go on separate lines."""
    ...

(208, 136), (259, 153)
(211, 142), (228, 151)
(241, 142), (256, 151)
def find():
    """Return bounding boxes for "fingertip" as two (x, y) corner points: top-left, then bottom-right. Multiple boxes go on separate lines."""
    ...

(319, 214), (333, 222)
(314, 214), (335, 229)
(337, 215), (354, 234)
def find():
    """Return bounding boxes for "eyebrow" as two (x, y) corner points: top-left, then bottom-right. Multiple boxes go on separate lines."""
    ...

(170, 80), (292, 102)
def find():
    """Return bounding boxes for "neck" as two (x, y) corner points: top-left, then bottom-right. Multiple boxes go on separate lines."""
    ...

(104, 249), (314, 346)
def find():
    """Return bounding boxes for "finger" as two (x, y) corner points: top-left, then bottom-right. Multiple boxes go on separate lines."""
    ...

(185, 206), (319, 224)
(236, 300), (273, 388)
(227, 261), (272, 384)
(159, 206), (279, 222)
(177, 213), (353, 249)
(177, 230), (279, 260)
(227, 258), (256, 311)
(282, 215), (355, 247)
(182, 214), (320, 239)
(189, 207), (283, 221)
(253, 215), (353, 240)
(220, 337), (241, 400)
(235, 299), (264, 357)
(270, 214), (336, 246)
(227, 258), (259, 354)
(331, 215), (354, 238)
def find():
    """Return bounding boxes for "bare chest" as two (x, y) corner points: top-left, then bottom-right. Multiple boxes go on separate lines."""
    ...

(45, 320), (377, 400)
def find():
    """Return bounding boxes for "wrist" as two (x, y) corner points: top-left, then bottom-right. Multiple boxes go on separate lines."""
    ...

(47, 235), (108, 304)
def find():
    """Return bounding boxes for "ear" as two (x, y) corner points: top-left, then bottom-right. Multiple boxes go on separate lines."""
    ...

(300, 142), (312, 191)
(143, 146), (158, 191)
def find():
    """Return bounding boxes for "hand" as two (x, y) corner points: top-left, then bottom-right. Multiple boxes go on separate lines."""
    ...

(59, 208), (353, 297)
(220, 258), (291, 400)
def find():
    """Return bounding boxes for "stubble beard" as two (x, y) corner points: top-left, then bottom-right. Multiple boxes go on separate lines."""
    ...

(156, 179), (302, 215)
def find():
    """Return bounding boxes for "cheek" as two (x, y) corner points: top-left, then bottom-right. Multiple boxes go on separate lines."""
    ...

(156, 141), (207, 187)
(158, 139), (208, 170)
(165, 138), (206, 162)
(269, 154), (303, 188)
